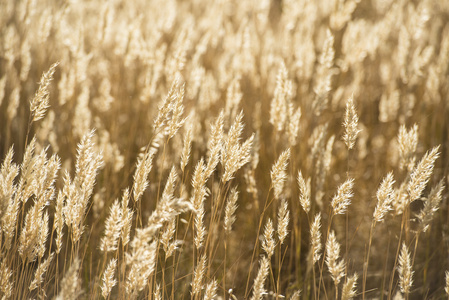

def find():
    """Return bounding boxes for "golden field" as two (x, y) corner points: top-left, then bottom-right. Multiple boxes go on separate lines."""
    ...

(0, 0), (448, 299)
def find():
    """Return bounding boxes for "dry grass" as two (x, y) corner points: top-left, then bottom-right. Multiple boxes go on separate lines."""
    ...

(0, 0), (449, 299)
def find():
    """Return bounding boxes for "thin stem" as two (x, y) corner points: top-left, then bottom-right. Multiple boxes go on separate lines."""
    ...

(362, 222), (375, 300)
(244, 186), (273, 297)
(317, 211), (334, 299)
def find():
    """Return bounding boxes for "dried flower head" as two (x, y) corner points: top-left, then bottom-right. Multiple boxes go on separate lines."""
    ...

(408, 146), (439, 202)
(398, 243), (413, 295)
(325, 231), (345, 285)
(297, 170), (311, 214)
(310, 212), (322, 264)
(30, 62), (59, 122)
(373, 172), (395, 223)
(343, 94), (361, 150)
(271, 148), (290, 199)
(341, 273), (358, 300)
(262, 218), (275, 258)
(331, 178), (354, 215)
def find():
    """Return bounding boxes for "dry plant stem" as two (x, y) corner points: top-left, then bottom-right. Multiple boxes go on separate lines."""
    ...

(276, 245), (281, 300)
(276, 245), (288, 300)
(335, 282), (339, 300)
(387, 209), (407, 300)
(245, 186), (273, 297)
(224, 236), (227, 299)
(381, 235), (391, 300)
(205, 180), (228, 271)
(362, 222), (375, 300)
(411, 232), (420, 273)
(312, 261), (317, 300)
(317, 211), (334, 299)
(345, 149), (351, 276)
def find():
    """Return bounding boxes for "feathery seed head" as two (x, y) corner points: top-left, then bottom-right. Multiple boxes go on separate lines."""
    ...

(311, 212), (322, 264)
(417, 179), (445, 232)
(325, 231), (345, 285)
(30, 62), (59, 122)
(341, 273), (358, 300)
(398, 124), (418, 171)
(262, 218), (275, 258)
(101, 258), (117, 299)
(277, 199), (289, 245)
(343, 94), (361, 150)
(191, 254), (207, 297)
(408, 146), (439, 202)
(224, 187), (239, 233)
(203, 279), (218, 300)
(271, 148), (290, 199)
(331, 178), (354, 215)
(373, 172), (395, 223)
(250, 256), (270, 300)
(297, 170), (311, 214)
(398, 242), (413, 295)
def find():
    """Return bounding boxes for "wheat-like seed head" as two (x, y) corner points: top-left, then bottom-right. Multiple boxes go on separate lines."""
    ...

(325, 231), (345, 285)
(224, 76), (242, 120)
(0, 260), (12, 299)
(277, 199), (289, 245)
(101, 258), (117, 299)
(180, 125), (193, 172)
(125, 241), (157, 299)
(262, 218), (275, 258)
(168, 81), (186, 139)
(311, 212), (322, 264)
(203, 279), (218, 300)
(343, 94), (361, 150)
(408, 146), (439, 202)
(29, 252), (54, 291)
(133, 148), (156, 203)
(194, 201), (206, 249)
(250, 256), (270, 300)
(417, 179), (445, 232)
(398, 124), (418, 172)
(271, 148), (290, 199)
(153, 73), (183, 134)
(37, 211), (49, 259)
(270, 61), (290, 132)
(161, 218), (179, 259)
(341, 273), (358, 300)
(222, 111), (254, 182)
(205, 112), (224, 179)
(18, 204), (41, 262)
(191, 254), (207, 297)
(0, 147), (19, 211)
(398, 242), (413, 295)
(224, 187), (239, 233)
(313, 29), (334, 115)
(331, 178), (354, 215)
(297, 170), (311, 214)
(121, 188), (133, 246)
(30, 62), (59, 122)
(373, 172), (395, 223)
(55, 257), (81, 300)
(288, 103), (301, 146)
(161, 167), (178, 203)
(1, 196), (20, 251)
(154, 284), (162, 300)
(100, 200), (122, 252)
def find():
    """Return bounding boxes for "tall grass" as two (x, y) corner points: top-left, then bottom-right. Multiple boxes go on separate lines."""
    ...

(0, 0), (448, 299)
